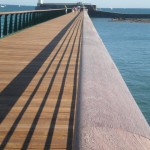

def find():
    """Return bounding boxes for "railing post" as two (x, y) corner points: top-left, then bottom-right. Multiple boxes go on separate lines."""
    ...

(34, 13), (36, 24)
(0, 15), (1, 38)
(43, 12), (46, 21)
(29, 13), (32, 26)
(8, 14), (13, 34)
(26, 13), (29, 27)
(32, 12), (35, 25)
(18, 13), (22, 30)
(37, 12), (40, 23)
(37, 12), (40, 24)
(41, 13), (44, 22)
(46, 12), (49, 21)
(35, 13), (38, 24)
(22, 13), (26, 29)
(3, 14), (8, 36)
(40, 12), (43, 22)
(14, 14), (18, 32)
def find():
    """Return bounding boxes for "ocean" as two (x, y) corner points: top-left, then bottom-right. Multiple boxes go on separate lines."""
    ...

(0, 5), (150, 125)
(99, 8), (150, 14)
(0, 4), (35, 12)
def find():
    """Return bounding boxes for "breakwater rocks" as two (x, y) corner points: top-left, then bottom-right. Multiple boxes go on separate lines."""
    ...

(112, 18), (150, 23)
(89, 10), (150, 19)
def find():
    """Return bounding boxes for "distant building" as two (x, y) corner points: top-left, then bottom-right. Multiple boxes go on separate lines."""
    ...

(37, 0), (43, 5)
(36, 1), (96, 11)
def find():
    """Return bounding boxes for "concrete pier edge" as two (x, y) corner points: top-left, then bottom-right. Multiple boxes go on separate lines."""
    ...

(74, 10), (150, 149)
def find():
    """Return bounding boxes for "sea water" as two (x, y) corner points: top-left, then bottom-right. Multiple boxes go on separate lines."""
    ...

(92, 17), (150, 125)
(99, 8), (150, 14)
(0, 4), (35, 12)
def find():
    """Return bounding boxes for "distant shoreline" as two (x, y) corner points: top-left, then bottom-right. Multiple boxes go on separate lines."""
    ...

(112, 18), (150, 23)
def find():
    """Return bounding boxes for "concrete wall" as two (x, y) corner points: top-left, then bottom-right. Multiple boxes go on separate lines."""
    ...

(74, 11), (150, 150)
(89, 10), (150, 18)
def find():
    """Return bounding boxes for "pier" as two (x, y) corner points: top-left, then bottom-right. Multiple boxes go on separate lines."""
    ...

(0, 9), (150, 150)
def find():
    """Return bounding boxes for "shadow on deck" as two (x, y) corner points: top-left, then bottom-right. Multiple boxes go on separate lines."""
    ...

(0, 13), (82, 149)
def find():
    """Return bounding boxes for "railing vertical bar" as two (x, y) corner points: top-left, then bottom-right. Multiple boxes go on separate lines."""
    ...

(40, 12), (42, 23)
(26, 13), (29, 27)
(31, 12), (33, 25)
(22, 13), (26, 29)
(39, 12), (41, 23)
(36, 13), (39, 24)
(3, 14), (8, 36)
(0, 15), (1, 38)
(33, 13), (36, 25)
(18, 13), (22, 30)
(14, 14), (18, 32)
(36, 13), (38, 24)
(9, 14), (13, 34)
(34, 12), (36, 24)
(29, 13), (32, 26)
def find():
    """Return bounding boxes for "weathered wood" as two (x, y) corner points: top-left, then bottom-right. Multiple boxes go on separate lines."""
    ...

(74, 10), (150, 150)
(0, 12), (82, 149)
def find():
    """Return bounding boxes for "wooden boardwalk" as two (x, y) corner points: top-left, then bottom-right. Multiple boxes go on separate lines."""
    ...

(0, 12), (83, 149)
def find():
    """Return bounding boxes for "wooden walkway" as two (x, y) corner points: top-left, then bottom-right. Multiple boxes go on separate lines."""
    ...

(0, 12), (83, 149)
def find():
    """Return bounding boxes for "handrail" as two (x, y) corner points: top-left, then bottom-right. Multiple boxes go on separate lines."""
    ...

(74, 10), (150, 149)
(89, 10), (150, 18)
(0, 8), (70, 38)
(0, 8), (65, 15)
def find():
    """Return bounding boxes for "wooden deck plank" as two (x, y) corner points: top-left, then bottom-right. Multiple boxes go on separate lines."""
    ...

(0, 12), (83, 149)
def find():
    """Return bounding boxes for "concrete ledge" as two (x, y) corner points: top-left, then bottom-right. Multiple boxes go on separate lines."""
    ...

(74, 11), (150, 149)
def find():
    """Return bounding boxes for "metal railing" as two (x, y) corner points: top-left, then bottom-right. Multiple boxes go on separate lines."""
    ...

(0, 9), (69, 38)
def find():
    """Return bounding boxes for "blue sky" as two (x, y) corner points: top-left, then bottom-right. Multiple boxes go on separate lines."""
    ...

(0, 0), (150, 8)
